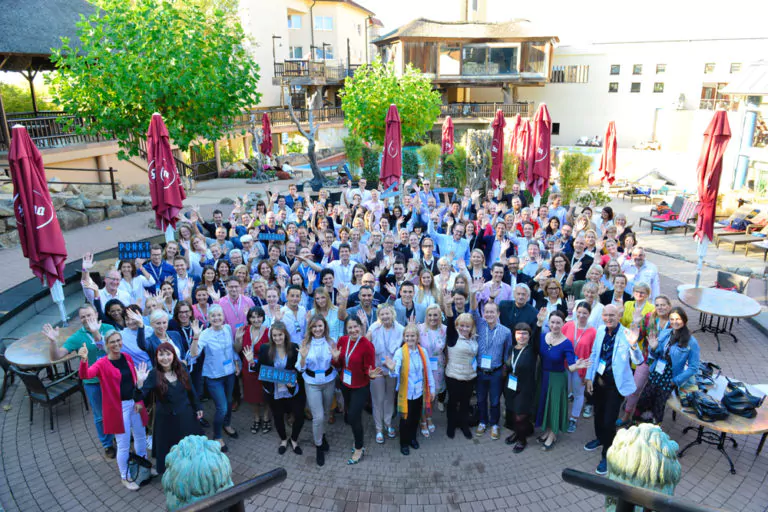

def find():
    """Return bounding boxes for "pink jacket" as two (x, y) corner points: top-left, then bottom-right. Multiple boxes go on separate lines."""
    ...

(79, 353), (148, 434)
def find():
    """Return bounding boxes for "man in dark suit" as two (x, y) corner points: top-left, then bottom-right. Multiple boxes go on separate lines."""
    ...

(170, 256), (200, 303)
(570, 236), (593, 282)
(502, 256), (532, 289)
(202, 209), (232, 238)
(499, 283), (538, 332)
(419, 237), (439, 274)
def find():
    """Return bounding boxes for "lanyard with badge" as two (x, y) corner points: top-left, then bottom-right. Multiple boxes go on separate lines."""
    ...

(480, 326), (497, 370)
(507, 346), (527, 391)
(426, 328), (440, 372)
(226, 296), (245, 329)
(343, 337), (361, 386)
(573, 326), (588, 350)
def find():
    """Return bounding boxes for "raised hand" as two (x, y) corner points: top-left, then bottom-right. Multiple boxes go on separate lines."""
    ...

(566, 295), (576, 312)
(647, 332), (659, 350)
(299, 342), (310, 360)
(136, 362), (150, 386)
(135, 257), (146, 267)
(626, 327), (640, 346)
(356, 309), (368, 328)
(537, 307), (548, 325)
(42, 324), (60, 342)
(242, 345), (254, 364)
(126, 309), (144, 325)
(338, 284), (350, 300)
(307, 269), (316, 283)
(331, 343), (341, 361)
(81, 252), (95, 271)
(209, 289), (221, 303)
(571, 261), (582, 275)
(409, 313), (416, 325)
(86, 318), (102, 334)
(77, 343), (88, 360)
(385, 282), (397, 297)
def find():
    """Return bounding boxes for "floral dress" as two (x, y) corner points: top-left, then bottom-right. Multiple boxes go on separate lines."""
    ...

(419, 324), (447, 393)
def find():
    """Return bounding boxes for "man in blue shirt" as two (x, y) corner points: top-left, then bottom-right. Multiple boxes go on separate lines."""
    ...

(548, 193), (569, 226)
(143, 244), (174, 293)
(427, 217), (470, 266)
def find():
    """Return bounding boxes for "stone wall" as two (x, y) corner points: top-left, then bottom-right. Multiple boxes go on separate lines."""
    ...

(0, 181), (152, 249)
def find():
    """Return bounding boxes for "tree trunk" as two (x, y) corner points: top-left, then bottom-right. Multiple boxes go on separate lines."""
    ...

(287, 88), (327, 191)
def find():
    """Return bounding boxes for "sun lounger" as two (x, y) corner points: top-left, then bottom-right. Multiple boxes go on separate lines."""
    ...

(746, 240), (768, 261)
(718, 225), (768, 253)
(652, 199), (698, 235)
(639, 196), (683, 229)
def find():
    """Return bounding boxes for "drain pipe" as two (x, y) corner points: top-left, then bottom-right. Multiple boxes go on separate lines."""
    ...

(310, 0), (317, 57)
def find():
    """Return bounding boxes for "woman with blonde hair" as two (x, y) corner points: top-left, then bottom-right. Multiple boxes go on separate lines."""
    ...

(366, 303), (404, 444)
(442, 291), (478, 439)
(309, 286), (346, 341)
(233, 264), (250, 289)
(434, 257), (458, 292)
(415, 269), (440, 308)
(418, 304), (447, 432)
(535, 279), (568, 316)
(384, 323), (435, 456)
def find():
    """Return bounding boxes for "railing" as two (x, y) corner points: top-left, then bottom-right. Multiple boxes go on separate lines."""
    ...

(699, 98), (739, 112)
(0, 166), (119, 199)
(177, 468), (286, 512)
(134, 136), (199, 184)
(562, 469), (724, 512)
(273, 60), (359, 81)
(551, 65), (590, 83)
(1, 114), (106, 152)
(438, 102), (535, 119)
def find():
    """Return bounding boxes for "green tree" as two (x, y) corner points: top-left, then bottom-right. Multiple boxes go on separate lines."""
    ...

(342, 134), (365, 176)
(558, 152), (593, 206)
(418, 143), (441, 182)
(0, 83), (56, 113)
(361, 145), (381, 185)
(48, 0), (261, 158)
(441, 144), (467, 190)
(402, 151), (420, 182)
(340, 59), (442, 146)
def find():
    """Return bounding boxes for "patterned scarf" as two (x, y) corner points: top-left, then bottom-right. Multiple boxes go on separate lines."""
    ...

(397, 344), (432, 419)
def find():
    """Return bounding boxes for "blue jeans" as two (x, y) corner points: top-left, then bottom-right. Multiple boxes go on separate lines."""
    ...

(476, 368), (503, 426)
(83, 382), (115, 448)
(206, 374), (235, 439)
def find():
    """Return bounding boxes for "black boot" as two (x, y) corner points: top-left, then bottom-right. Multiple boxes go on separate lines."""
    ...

(321, 435), (330, 452)
(316, 445), (325, 466)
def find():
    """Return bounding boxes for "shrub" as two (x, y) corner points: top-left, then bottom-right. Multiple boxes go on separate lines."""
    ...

(577, 189), (612, 207)
(402, 150), (420, 181)
(418, 143), (441, 182)
(442, 144), (467, 190)
(343, 134), (365, 174)
(558, 152), (593, 206)
(285, 138), (305, 154)
(502, 153), (519, 192)
(361, 145), (381, 186)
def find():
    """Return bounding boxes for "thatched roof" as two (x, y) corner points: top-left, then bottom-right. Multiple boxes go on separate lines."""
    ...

(374, 18), (559, 45)
(0, 0), (94, 71)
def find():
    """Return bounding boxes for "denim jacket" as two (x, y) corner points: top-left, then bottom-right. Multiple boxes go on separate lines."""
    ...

(649, 330), (700, 387)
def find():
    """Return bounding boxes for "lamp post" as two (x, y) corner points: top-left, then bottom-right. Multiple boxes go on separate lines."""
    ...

(272, 35), (282, 65)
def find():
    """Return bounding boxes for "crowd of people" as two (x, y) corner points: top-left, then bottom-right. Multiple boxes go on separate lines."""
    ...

(40, 177), (702, 490)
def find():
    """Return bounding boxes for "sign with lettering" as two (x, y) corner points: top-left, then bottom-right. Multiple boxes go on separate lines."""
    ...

(258, 232), (287, 242)
(258, 365), (298, 385)
(118, 241), (151, 261)
(380, 191), (401, 200)
(433, 187), (456, 194)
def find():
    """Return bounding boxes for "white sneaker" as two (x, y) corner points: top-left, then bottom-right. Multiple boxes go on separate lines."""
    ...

(122, 479), (140, 491)
(387, 426), (396, 438)
(146, 434), (153, 451)
(376, 431), (384, 444)
(582, 405), (593, 419)
(437, 401), (445, 412)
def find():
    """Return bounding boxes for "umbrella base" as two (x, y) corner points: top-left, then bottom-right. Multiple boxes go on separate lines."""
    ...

(307, 177), (336, 192)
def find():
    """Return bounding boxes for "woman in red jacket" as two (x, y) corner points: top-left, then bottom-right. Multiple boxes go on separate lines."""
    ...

(78, 329), (150, 491)
(332, 315), (383, 465)
(561, 302), (597, 434)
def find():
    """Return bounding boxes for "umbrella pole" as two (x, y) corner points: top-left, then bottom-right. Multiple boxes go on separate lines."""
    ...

(48, 278), (69, 327)
(532, 193), (542, 208)
(695, 238), (709, 288)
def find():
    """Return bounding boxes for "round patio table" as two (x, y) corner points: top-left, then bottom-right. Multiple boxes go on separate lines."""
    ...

(4, 325), (81, 368)
(677, 287), (761, 351)
(668, 376), (768, 474)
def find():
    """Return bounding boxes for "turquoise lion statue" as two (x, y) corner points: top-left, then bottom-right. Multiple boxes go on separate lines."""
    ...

(605, 423), (682, 511)
(162, 435), (234, 511)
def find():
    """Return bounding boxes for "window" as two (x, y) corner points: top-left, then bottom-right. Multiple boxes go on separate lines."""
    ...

(439, 43), (461, 75)
(550, 65), (589, 83)
(314, 16), (333, 31)
(653, 82), (664, 93)
(288, 46), (303, 60)
(520, 42), (547, 75)
(287, 14), (301, 29)
(656, 64), (666, 74)
(730, 62), (742, 73)
(488, 46), (519, 75)
(633, 64), (643, 75)
(404, 42), (438, 74)
(608, 82), (618, 93)
(704, 63), (716, 73)
(314, 45), (334, 60)
(472, 0), (478, 10)
(551, 122), (560, 135)
(630, 82), (641, 93)
(610, 64), (620, 75)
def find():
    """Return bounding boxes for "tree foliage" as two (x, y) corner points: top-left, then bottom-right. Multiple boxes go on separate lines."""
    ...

(48, 0), (261, 158)
(442, 144), (468, 190)
(418, 143), (441, 182)
(340, 59), (442, 146)
(558, 152), (593, 206)
(0, 82), (56, 113)
(342, 134), (365, 175)
(361, 145), (381, 185)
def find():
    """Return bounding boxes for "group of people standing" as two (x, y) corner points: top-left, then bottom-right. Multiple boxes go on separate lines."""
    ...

(41, 177), (701, 488)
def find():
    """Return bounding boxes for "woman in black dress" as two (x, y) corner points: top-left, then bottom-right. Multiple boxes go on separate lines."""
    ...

(136, 342), (203, 475)
(503, 323), (538, 453)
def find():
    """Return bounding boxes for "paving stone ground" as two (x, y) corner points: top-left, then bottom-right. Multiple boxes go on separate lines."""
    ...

(1, 269), (767, 512)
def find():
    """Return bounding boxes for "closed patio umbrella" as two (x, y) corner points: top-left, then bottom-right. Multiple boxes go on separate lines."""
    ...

(147, 113), (186, 233)
(260, 113), (272, 158)
(490, 109), (506, 189)
(693, 110), (731, 286)
(527, 104), (552, 204)
(380, 104), (402, 190)
(599, 121), (617, 185)
(515, 119), (532, 183)
(9, 125), (68, 324)
(509, 114), (521, 161)
(441, 116), (454, 155)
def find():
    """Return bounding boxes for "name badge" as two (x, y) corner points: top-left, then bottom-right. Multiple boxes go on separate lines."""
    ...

(480, 355), (492, 370)
(343, 369), (353, 385)
(235, 322), (245, 329)
(597, 358), (607, 375)
(655, 360), (667, 375)
(507, 375), (518, 391)
(223, 359), (234, 374)
(429, 357), (438, 372)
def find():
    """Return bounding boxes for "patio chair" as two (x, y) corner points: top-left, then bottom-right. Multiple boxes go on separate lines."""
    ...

(717, 224), (768, 253)
(0, 341), (18, 402)
(11, 365), (88, 431)
(746, 240), (768, 261)
(638, 196), (684, 229)
(699, 271), (752, 331)
(652, 199), (698, 235)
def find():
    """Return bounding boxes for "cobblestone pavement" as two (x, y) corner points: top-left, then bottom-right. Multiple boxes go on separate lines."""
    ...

(2, 268), (767, 512)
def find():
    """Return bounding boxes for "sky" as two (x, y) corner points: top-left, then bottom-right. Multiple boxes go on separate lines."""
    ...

(368, 0), (768, 45)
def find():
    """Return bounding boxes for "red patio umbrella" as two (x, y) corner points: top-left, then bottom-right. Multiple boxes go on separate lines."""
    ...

(441, 116), (454, 155)
(599, 121), (617, 185)
(490, 109), (506, 189)
(147, 113), (186, 231)
(509, 114), (521, 158)
(260, 113), (272, 158)
(515, 119), (532, 183)
(527, 104), (552, 198)
(380, 104), (402, 190)
(9, 125), (67, 286)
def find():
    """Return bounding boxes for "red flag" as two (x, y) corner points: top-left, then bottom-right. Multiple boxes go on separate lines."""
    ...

(147, 113), (186, 231)
(599, 121), (618, 185)
(490, 109), (506, 188)
(515, 120), (532, 183)
(441, 116), (455, 155)
(527, 104), (552, 196)
(9, 125), (67, 286)
(260, 113), (273, 158)
(380, 104), (402, 190)
(694, 111), (731, 242)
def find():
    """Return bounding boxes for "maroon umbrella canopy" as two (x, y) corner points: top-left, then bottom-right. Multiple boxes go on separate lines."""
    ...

(515, 119), (532, 183)
(599, 121), (618, 185)
(147, 113), (186, 231)
(527, 104), (552, 196)
(441, 116), (455, 155)
(260, 113), (273, 158)
(9, 125), (67, 285)
(490, 109), (506, 188)
(509, 114), (521, 158)
(694, 110), (731, 242)
(380, 104), (402, 190)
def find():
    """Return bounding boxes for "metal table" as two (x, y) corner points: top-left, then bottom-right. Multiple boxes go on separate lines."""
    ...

(677, 287), (761, 351)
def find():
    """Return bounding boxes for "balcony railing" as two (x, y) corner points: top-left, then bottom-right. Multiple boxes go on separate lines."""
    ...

(273, 61), (360, 81)
(1, 113), (106, 152)
(438, 102), (535, 119)
(699, 98), (739, 112)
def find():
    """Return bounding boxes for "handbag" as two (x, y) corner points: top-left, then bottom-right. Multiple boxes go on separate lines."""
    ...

(127, 452), (154, 486)
(681, 391), (729, 422)
(722, 378), (765, 419)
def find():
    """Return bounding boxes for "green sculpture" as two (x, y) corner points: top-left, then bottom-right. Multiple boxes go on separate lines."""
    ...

(162, 435), (234, 511)
(605, 424), (682, 511)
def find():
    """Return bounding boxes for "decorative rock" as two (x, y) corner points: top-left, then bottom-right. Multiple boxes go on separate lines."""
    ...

(5, 217), (16, 229)
(65, 183), (82, 195)
(0, 219), (5, 233)
(0, 201), (13, 217)
(65, 197), (85, 211)
(123, 205), (138, 215)
(107, 205), (124, 219)
(0, 230), (20, 248)
(56, 209), (88, 230)
(51, 195), (67, 209)
(108, 198), (123, 207)
(137, 203), (152, 212)
(85, 208), (106, 224)
(128, 184), (151, 196)
(122, 195), (149, 206)
(82, 196), (108, 208)
(48, 177), (65, 193)
(219, 197), (235, 205)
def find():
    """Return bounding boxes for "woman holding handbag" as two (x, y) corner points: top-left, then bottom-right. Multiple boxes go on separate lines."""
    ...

(135, 343), (203, 475)
(78, 329), (150, 491)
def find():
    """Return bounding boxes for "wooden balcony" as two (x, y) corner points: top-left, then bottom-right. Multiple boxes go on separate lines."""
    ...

(0, 111), (106, 152)
(272, 61), (361, 86)
(438, 102), (535, 120)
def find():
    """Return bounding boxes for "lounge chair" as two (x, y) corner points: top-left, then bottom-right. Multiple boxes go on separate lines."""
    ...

(746, 240), (768, 261)
(717, 225), (768, 253)
(652, 199), (698, 235)
(638, 196), (684, 229)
